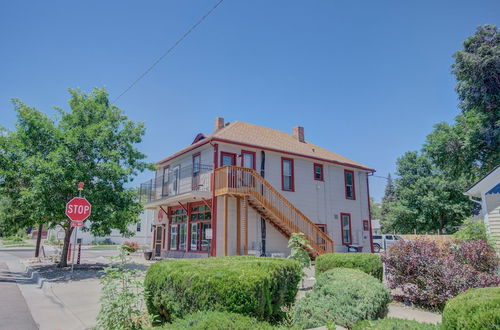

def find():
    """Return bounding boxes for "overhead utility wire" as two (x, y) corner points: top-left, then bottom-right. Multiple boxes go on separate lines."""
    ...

(113, 0), (225, 103)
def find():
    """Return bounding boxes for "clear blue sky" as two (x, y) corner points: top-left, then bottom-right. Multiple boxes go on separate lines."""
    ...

(1, 1), (498, 201)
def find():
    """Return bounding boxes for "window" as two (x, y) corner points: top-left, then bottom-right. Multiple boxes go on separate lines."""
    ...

(373, 235), (382, 240)
(281, 158), (294, 191)
(190, 203), (212, 251)
(172, 165), (180, 195)
(241, 150), (256, 169)
(161, 166), (169, 196)
(385, 235), (394, 240)
(344, 169), (356, 200)
(169, 225), (178, 250)
(136, 222), (141, 232)
(220, 152), (236, 166)
(192, 153), (201, 189)
(169, 207), (187, 251)
(313, 163), (324, 181)
(178, 224), (186, 250)
(340, 213), (352, 245)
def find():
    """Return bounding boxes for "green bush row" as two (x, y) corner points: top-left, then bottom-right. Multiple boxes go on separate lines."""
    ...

(155, 311), (277, 330)
(291, 268), (390, 329)
(144, 256), (301, 324)
(353, 318), (439, 329)
(315, 253), (383, 280)
(442, 287), (500, 330)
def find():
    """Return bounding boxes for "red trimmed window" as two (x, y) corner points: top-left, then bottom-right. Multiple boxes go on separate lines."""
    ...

(313, 163), (324, 181)
(220, 152), (236, 166)
(169, 207), (187, 251)
(340, 213), (352, 245)
(241, 150), (256, 169)
(189, 202), (212, 252)
(281, 157), (294, 191)
(344, 169), (356, 200)
(192, 153), (201, 189)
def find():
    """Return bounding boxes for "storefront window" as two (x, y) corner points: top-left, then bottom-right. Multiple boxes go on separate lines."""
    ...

(190, 203), (212, 251)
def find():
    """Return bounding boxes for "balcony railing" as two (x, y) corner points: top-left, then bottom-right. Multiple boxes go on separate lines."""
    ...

(140, 164), (213, 203)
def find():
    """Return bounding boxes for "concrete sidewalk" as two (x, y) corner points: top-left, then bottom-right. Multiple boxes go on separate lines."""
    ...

(0, 262), (38, 330)
(0, 251), (92, 330)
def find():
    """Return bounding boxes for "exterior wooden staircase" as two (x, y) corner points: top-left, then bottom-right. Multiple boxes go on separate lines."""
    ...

(214, 166), (334, 256)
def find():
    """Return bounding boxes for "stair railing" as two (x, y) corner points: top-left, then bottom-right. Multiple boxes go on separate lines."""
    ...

(214, 165), (334, 254)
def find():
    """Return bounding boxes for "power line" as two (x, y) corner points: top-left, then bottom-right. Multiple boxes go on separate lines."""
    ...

(113, 0), (225, 103)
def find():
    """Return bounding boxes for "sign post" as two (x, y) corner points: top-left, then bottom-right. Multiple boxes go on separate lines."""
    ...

(65, 182), (91, 276)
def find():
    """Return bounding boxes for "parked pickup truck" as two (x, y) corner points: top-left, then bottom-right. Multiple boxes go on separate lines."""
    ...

(372, 234), (404, 252)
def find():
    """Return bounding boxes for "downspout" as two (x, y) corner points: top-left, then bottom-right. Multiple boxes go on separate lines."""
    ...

(260, 150), (266, 256)
(366, 172), (374, 253)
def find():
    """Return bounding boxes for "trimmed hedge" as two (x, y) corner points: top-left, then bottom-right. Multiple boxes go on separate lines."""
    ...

(291, 268), (390, 329)
(442, 287), (500, 329)
(144, 256), (301, 324)
(156, 311), (276, 330)
(316, 253), (383, 280)
(353, 318), (440, 329)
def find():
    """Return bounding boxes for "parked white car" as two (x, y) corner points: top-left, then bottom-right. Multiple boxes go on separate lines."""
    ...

(372, 234), (404, 252)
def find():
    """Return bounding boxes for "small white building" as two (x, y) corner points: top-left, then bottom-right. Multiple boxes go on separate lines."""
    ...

(141, 118), (375, 258)
(464, 165), (500, 252)
(49, 210), (154, 246)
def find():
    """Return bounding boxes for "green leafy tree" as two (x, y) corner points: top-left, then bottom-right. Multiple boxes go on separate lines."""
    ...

(370, 197), (382, 220)
(380, 173), (396, 231)
(383, 152), (470, 234)
(0, 88), (153, 267)
(425, 25), (499, 183)
(453, 219), (491, 243)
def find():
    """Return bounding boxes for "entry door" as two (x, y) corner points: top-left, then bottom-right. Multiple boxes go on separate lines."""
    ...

(154, 227), (163, 257)
(221, 152), (236, 187)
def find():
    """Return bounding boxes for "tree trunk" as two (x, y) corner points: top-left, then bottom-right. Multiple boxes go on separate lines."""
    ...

(58, 224), (74, 268)
(34, 223), (43, 258)
(438, 216), (445, 235)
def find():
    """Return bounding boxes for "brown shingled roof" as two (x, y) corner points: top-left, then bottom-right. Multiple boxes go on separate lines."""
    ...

(157, 121), (373, 171)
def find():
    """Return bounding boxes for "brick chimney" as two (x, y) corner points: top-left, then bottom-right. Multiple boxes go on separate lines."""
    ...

(293, 126), (305, 142)
(215, 117), (224, 131)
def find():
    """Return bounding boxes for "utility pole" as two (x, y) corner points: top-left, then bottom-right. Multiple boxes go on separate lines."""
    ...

(34, 223), (43, 258)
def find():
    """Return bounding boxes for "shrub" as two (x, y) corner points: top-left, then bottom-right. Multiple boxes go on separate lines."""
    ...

(352, 318), (439, 329)
(122, 241), (139, 253)
(144, 256), (301, 324)
(382, 239), (500, 310)
(454, 219), (490, 242)
(442, 287), (500, 330)
(156, 311), (276, 330)
(315, 253), (383, 281)
(96, 248), (151, 330)
(291, 268), (390, 329)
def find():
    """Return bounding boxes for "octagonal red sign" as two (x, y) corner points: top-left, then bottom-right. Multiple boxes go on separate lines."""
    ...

(65, 197), (92, 222)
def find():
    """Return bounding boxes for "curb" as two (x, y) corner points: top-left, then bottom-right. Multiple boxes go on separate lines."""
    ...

(20, 260), (51, 290)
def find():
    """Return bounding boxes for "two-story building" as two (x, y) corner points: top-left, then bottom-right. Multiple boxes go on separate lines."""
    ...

(140, 118), (375, 258)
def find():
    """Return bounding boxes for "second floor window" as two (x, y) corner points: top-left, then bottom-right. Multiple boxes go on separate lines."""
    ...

(314, 163), (324, 181)
(281, 158), (294, 191)
(192, 153), (201, 189)
(344, 169), (356, 200)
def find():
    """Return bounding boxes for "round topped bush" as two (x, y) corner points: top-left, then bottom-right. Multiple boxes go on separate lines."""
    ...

(315, 253), (383, 280)
(291, 268), (390, 329)
(144, 256), (301, 325)
(442, 287), (500, 329)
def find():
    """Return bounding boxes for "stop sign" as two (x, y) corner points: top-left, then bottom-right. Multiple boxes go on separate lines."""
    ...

(65, 197), (92, 222)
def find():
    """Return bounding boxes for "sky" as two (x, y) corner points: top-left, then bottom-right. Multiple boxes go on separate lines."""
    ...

(0, 0), (498, 201)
